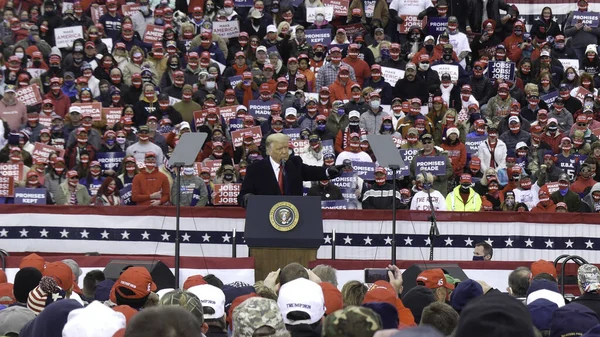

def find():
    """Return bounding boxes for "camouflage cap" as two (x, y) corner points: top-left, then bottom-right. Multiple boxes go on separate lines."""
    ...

(232, 297), (287, 337)
(322, 306), (382, 337)
(578, 264), (600, 293)
(158, 289), (204, 324)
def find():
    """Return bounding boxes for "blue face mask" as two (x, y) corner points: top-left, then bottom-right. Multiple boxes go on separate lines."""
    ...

(383, 125), (392, 131)
(106, 139), (115, 146)
(559, 187), (569, 196)
(316, 124), (326, 131)
(154, 18), (165, 25)
(243, 80), (251, 86)
(65, 80), (74, 87)
(473, 256), (485, 261)
(337, 108), (345, 116)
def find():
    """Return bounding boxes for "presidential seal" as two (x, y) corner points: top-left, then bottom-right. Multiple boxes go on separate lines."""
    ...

(269, 202), (299, 232)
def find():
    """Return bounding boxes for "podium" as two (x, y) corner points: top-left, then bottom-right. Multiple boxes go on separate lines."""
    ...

(245, 195), (323, 281)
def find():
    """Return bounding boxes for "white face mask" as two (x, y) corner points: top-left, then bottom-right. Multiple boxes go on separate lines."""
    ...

(419, 63), (429, 71)
(116, 137), (126, 145)
(15, 52), (24, 59)
(206, 81), (216, 90)
(315, 15), (324, 24)
(370, 100), (380, 109)
(224, 7), (233, 14)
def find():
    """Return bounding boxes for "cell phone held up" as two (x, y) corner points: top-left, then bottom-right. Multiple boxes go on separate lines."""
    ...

(364, 268), (390, 284)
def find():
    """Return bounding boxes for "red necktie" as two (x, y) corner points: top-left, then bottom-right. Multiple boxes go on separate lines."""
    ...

(278, 164), (284, 194)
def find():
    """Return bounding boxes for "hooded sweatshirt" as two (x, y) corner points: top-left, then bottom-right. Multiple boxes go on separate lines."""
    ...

(581, 183), (600, 213)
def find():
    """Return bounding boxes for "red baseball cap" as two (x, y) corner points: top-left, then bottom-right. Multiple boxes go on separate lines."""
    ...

(114, 267), (157, 300)
(20, 253), (46, 272)
(320, 282), (343, 315)
(416, 269), (455, 290)
(531, 259), (557, 278)
(43, 261), (74, 291)
(183, 275), (207, 289)
(0, 283), (15, 305)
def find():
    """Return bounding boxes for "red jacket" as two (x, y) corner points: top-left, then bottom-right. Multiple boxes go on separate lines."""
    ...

(65, 144), (97, 170)
(329, 79), (358, 103)
(441, 142), (467, 176)
(342, 57), (371, 87)
(504, 33), (523, 63)
(531, 202), (557, 213)
(132, 169), (171, 205)
(44, 91), (72, 118)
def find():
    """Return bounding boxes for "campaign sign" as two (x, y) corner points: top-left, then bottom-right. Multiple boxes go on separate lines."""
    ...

(193, 110), (206, 126)
(248, 100), (273, 118)
(219, 106), (237, 121)
(574, 87), (591, 103)
(487, 61), (516, 82)
(120, 185), (133, 205)
(428, 17), (448, 37)
(90, 5), (106, 24)
(415, 156), (447, 175)
(32, 143), (65, 164)
(323, 0), (349, 16)
(332, 171), (359, 190)
(0, 176), (14, 197)
(306, 7), (334, 23)
(398, 149), (418, 175)
(541, 91), (559, 106)
(571, 11), (600, 27)
(290, 139), (309, 155)
(14, 188), (46, 204)
(143, 24), (165, 44)
(212, 21), (240, 38)
(0, 163), (23, 182)
(54, 25), (84, 48)
(103, 107), (123, 128)
(305, 29), (333, 46)
(431, 64), (459, 82)
(321, 200), (349, 209)
(73, 102), (103, 121)
(229, 118), (244, 131)
(339, 24), (366, 41)
(352, 161), (376, 180)
(398, 15), (427, 33)
(559, 59), (580, 72)
(169, 96), (181, 106)
(381, 66), (404, 86)
(234, 0), (253, 7)
(122, 4), (141, 16)
(283, 128), (302, 140)
(199, 160), (222, 178)
(231, 126), (262, 148)
(465, 135), (487, 154)
(26, 68), (45, 79)
(322, 139), (334, 155)
(229, 75), (242, 88)
(97, 152), (125, 171)
(213, 183), (241, 205)
(15, 84), (43, 106)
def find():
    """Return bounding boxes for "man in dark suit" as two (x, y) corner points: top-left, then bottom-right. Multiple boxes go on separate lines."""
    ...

(238, 133), (344, 207)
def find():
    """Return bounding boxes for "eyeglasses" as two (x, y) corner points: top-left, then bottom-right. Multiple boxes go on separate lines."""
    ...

(422, 140), (433, 144)
(70, 176), (79, 179)
(474, 66), (483, 70)
(578, 123), (588, 127)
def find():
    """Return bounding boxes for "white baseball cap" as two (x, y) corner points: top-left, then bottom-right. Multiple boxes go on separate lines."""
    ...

(267, 25), (277, 33)
(349, 110), (360, 119)
(446, 127), (459, 137)
(187, 284), (226, 319)
(277, 278), (325, 325)
(285, 107), (297, 117)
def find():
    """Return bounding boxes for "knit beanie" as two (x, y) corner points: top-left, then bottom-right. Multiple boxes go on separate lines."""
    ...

(455, 293), (535, 337)
(361, 302), (399, 329)
(450, 280), (483, 314)
(402, 286), (436, 324)
(14, 267), (43, 303)
(27, 277), (66, 315)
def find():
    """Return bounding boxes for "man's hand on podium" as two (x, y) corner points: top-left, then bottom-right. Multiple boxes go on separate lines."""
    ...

(327, 165), (345, 179)
(241, 193), (254, 208)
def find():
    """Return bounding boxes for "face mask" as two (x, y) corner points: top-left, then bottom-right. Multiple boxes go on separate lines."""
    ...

(68, 179), (78, 187)
(91, 167), (102, 176)
(125, 165), (136, 173)
(349, 121), (359, 127)
(77, 137), (88, 144)
(473, 256), (485, 261)
(139, 134), (150, 142)
(316, 124), (326, 131)
(224, 173), (234, 180)
(106, 139), (115, 146)
(375, 177), (386, 186)
(116, 137), (126, 145)
(145, 161), (156, 170)
(206, 81), (216, 90)
(520, 180), (532, 190)
(425, 44), (433, 52)
(370, 100), (380, 109)
(499, 92), (509, 100)
(460, 183), (471, 191)
(170, 63), (179, 70)
(419, 63), (429, 70)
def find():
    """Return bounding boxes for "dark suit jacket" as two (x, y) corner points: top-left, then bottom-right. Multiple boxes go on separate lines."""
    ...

(238, 156), (328, 205)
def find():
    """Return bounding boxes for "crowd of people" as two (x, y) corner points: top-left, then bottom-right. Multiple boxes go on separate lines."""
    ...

(0, 0), (599, 212)
(2, 254), (600, 337)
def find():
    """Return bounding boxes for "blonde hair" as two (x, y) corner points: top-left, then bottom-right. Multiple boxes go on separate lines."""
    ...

(265, 133), (290, 154)
(341, 280), (367, 307)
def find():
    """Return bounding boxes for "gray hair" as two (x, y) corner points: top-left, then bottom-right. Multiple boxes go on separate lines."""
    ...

(312, 264), (338, 287)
